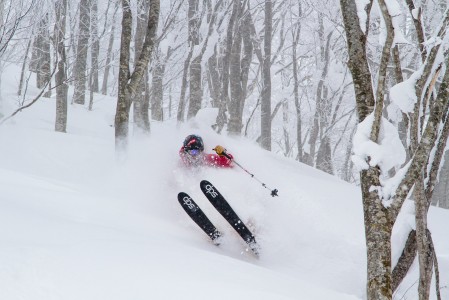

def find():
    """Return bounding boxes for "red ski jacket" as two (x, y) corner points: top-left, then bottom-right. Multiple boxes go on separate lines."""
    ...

(179, 147), (233, 168)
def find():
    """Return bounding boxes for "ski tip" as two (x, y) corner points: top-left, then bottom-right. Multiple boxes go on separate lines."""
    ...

(177, 191), (187, 197)
(200, 179), (211, 186)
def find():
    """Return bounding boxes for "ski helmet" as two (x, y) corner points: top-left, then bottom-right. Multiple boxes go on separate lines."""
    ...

(183, 134), (204, 152)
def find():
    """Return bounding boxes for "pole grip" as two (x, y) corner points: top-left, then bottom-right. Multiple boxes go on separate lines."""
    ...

(223, 152), (232, 160)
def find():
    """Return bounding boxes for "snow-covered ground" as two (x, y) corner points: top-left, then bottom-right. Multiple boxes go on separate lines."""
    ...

(0, 67), (448, 300)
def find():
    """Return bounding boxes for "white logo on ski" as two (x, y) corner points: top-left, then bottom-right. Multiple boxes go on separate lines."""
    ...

(183, 196), (197, 211)
(205, 184), (218, 198)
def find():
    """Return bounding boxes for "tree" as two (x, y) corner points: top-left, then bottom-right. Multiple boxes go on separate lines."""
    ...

(187, 0), (223, 120)
(30, 14), (52, 98)
(73, 0), (91, 105)
(90, 0), (99, 94)
(149, 0), (184, 121)
(115, 0), (160, 151)
(54, 0), (68, 132)
(132, 0), (151, 133)
(101, 1), (119, 96)
(176, 0), (197, 122)
(431, 151), (449, 209)
(227, 0), (252, 135)
(260, 0), (272, 150)
(340, 0), (449, 299)
(290, 1), (303, 162)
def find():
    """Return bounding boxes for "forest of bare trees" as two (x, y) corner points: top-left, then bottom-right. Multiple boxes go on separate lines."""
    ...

(1, 0), (449, 299)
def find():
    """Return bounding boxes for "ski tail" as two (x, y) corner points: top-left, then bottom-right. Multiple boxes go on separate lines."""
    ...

(199, 180), (260, 256)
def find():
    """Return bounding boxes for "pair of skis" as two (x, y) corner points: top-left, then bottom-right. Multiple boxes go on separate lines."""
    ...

(178, 180), (260, 256)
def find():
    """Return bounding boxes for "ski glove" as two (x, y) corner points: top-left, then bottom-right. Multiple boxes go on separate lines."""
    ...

(213, 145), (226, 156)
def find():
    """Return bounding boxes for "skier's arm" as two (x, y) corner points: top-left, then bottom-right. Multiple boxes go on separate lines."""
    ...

(210, 145), (233, 167)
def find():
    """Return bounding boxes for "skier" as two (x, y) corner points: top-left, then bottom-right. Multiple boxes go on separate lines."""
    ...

(179, 134), (233, 168)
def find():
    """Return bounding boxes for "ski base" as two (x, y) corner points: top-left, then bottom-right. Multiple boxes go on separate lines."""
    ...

(200, 180), (260, 256)
(177, 192), (222, 244)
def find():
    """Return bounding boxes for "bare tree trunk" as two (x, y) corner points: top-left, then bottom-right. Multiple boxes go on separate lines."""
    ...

(133, 0), (150, 133)
(187, 55), (202, 119)
(414, 176), (434, 300)
(207, 46), (220, 108)
(18, 39), (32, 96)
(54, 0), (68, 132)
(227, 0), (243, 134)
(115, 0), (159, 151)
(186, 0), (205, 120)
(177, 0), (199, 122)
(0, 2), (2, 118)
(186, 0), (223, 120)
(41, 16), (52, 99)
(342, 127), (355, 182)
(73, 0), (91, 105)
(291, 3), (303, 162)
(312, 25), (333, 172)
(316, 137), (334, 174)
(150, 51), (164, 121)
(260, 0), (272, 150)
(431, 150), (449, 208)
(116, 0), (133, 149)
(227, 2), (252, 135)
(177, 52), (192, 122)
(32, 14), (52, 97)
(90, 0), (99, 93)
(215, 2), (237, 132)
(140, 72), (150, 129)
(101, 2), (118, 95)
(282, 100), (291, 156)
(238, 8), (252, 127)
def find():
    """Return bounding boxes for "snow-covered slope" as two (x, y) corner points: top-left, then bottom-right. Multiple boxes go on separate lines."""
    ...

(0, 69), (448, 300)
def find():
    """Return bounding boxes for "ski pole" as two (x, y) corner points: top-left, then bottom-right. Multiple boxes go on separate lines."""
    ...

(216, 148), (279, 197)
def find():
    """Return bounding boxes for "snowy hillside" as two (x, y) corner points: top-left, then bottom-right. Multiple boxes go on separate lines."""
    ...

(1, 67), (448, 300)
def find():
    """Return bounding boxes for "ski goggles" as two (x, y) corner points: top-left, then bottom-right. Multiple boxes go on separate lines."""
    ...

(188, 149), (201, 156)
